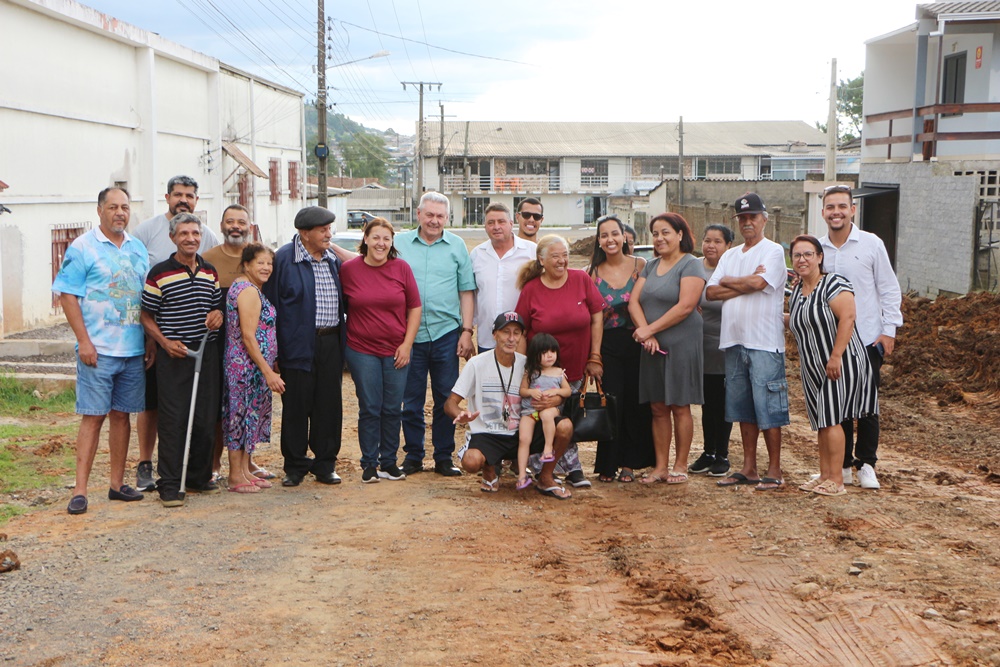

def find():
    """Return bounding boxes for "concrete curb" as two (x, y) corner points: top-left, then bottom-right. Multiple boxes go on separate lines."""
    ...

(0, 340), (75, 357)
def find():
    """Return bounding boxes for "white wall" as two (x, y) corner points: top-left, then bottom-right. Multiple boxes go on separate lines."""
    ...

(863, 36), (918, 161)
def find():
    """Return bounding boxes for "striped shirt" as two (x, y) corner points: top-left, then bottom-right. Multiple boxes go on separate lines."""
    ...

(142, 254), (222, 345)
(293, 235), (339, 327)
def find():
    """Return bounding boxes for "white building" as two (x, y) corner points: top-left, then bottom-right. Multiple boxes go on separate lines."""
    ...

(860, 1), (1000, 296)
(0, 0), (308, 334)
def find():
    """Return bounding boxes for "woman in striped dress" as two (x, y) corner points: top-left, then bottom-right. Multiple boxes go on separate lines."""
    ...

(786, 235), (877, 497)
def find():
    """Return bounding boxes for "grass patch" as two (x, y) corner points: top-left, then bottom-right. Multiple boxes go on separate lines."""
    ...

(0, 374), (75, 416)
(0, 504), (27, 523)
(0, 421), (77, 525)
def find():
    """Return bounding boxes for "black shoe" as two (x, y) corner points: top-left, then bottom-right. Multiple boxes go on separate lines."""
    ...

(159, 491), (183, 508)
(108, 485), (143, 502)
(565, 470), (591, 488)
(282, 474), (303, 487)
(708, 458), (732, 477)
(362, 467), (380, 484)
(688, 453), (716, 474)
(185, 481), (221, 495)
(378, 464), (406, 481)
(434, 461), (462, 477)
(67, 495), (88, 515)
(135, 460), (156, 492)
(400, 460), (423, 476)
(314, 471), (342, 485)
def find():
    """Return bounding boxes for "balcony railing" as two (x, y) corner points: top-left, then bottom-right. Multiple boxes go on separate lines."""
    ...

(441, 174), (560, 193)
(865, 103), (1000, 159)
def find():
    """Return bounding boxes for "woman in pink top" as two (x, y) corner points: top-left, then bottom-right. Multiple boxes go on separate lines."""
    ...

(515, 235), (604, 488)
(340, 218), (422, 484)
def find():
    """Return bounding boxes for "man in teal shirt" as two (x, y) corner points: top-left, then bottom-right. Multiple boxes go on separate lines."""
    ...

(395, 192), (476, 476)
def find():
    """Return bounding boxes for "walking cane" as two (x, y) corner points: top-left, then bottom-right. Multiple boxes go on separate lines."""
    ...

(178, 330), (211, 503)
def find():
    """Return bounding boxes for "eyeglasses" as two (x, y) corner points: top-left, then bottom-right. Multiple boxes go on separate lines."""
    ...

(791, 251), (817, 260)
(822, 185), (853, 197)
(596, 214), (620, 224)
(518, 211), (543, 221)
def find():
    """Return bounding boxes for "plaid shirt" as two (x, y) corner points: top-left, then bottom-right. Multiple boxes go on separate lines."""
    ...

(293, 235), (339, 327)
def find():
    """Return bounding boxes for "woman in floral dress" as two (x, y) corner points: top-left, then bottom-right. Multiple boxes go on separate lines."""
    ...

(223, 243), (285, 493)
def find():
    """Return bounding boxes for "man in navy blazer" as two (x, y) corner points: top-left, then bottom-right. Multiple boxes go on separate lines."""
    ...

(264, 207), (346, 487)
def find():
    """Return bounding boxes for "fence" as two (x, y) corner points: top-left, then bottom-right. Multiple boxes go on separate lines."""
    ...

(667, 202), (805, 250)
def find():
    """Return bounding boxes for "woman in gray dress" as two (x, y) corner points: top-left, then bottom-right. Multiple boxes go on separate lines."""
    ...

(628, 213), (705, 484)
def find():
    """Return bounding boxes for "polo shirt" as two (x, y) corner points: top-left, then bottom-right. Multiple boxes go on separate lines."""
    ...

(142, 254), (222, 345)
(395, 228), (476, 343)
(51, 227), (149, 357)
(469, 236), (536, 349)
(706, 238), (787, 353)
(819, 224), (903, 347)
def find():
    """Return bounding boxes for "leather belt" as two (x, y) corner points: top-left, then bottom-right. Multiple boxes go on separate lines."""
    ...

(316, 326), (339, 336)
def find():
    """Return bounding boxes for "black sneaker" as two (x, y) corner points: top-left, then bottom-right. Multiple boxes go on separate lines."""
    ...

(159, 491), (184, 508)
(136, 461), (156, 492)
(378, 464), (406, 481)
(565, 470), (591, 488)
(688, 453), (716, 474)
(434, 461), (462, 477)
(185, 481), (221, 495)
(362, 467), (380, 484)
(708, 458), (732, 477)
(400, 460), (423, 476)
(108, 485), (144, 502)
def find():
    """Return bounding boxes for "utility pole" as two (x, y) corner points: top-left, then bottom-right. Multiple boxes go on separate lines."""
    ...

(402, 81), (441, 206)
(316, 0), (328, 208)
(677, 116), (685, 206)
(825, 58), (838, 181)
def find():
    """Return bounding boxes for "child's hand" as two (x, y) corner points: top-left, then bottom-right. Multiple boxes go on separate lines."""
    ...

(530, 388), (543, 400)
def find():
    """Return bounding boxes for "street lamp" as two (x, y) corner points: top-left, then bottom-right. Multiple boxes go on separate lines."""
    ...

(315, 9), (389, 208)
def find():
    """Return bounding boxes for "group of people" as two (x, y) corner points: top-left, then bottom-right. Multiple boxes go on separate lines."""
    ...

(54, 179), (901, 514)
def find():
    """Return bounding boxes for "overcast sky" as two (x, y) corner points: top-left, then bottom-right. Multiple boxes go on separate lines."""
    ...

(80, 0), (921, 134)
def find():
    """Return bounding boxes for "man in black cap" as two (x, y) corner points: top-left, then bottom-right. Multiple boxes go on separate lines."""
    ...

(263, 207), (346, 487)
(445, 311), (573, 499)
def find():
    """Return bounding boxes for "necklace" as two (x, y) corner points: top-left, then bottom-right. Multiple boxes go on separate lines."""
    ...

(493, 351), (515, 422)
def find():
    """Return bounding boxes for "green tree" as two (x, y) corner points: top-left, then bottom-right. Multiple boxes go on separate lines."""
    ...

(338, 132), (390, 182)
(816, 72), (864, 144)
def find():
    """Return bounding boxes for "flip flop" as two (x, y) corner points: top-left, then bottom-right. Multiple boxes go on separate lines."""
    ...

(811, 479), (846, 496)
(537, 485), (571, 500)
(598, 474), (616, 483)
(481, 477), (499, 493)
(640, 474), (665, 484)
(666, 472), (689, 484)
(717, 472), (761, 487)
(539, 452), (556, 463)
(618, 469), (635, 483)
(252, 468), (278, 480)
(251, 478), (273, 488)
(228, 483), (260, 494)
(755, 477), (784, 491)
(516, 477), (534, 490)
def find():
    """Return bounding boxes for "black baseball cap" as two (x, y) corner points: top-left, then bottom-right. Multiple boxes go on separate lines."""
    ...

(733, 193), (766, 216)
(492, 311), (525, 333)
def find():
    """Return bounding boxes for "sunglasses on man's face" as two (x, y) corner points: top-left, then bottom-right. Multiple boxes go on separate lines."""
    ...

(518, 211), (542, 221)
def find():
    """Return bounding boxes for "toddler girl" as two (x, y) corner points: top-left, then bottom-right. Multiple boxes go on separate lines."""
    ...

(517, 334), (572, 490)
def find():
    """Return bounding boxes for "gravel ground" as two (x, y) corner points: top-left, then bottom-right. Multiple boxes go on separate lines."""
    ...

(4, 323), (75, 340)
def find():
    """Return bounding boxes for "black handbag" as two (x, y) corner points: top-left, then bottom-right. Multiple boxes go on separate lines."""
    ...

(563, 376), (617, 442)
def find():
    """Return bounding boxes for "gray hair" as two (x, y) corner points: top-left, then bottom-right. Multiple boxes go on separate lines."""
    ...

(417, 191), (450, 215)
(167, 175), (199, 195)
(169, 213), (202, 236)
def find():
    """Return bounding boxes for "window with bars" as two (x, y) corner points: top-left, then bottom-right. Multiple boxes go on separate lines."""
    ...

(706, 157), (742, 175)
(269, 158), (281, 204)
(51, 223), (89, 308)
(633, 157), (679, 177)
(580, 159), (608, 187)
(288, 160), (301, 199)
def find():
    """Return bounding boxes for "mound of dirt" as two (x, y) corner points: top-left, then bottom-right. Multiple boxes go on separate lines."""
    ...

(885, 292), (1000, 403)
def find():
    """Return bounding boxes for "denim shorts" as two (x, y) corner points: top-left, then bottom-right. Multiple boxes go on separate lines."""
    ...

(76, 354), (146, 416)
(724, 345), (790, 430)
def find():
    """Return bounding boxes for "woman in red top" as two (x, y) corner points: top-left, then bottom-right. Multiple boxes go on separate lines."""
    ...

(341, 218), (422, 484)
(515, 235), (604, 487)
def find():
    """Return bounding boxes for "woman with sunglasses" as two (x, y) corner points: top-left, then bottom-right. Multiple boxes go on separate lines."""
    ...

(586, 215), (654, 482)
(786, 235), (877, 497)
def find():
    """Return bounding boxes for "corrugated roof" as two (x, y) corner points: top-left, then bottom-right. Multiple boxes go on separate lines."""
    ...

(426, 121), (827, 159)
(919, 1), (1000, 18)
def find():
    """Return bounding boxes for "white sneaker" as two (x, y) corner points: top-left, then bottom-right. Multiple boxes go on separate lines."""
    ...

(843, 467), (855, 486)
(856, 463), (880, 489)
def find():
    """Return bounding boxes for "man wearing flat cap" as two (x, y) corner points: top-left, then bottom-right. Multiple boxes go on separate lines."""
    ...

(263, 206), (346, 487)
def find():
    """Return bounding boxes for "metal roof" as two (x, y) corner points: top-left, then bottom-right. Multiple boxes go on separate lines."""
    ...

(918, 1), (1000, 18)
(426, 120), (828, 159)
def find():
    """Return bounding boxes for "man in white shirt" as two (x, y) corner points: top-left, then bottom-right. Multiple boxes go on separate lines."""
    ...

(445, 312), (573, 499)
(469, 202), (536, 353)
(706, 193), (789, 491)
(819, 185), (903, 490)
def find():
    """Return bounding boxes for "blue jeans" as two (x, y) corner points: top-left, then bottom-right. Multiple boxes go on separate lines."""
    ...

(345, 346), (409, 469)
(724, 345), (790, 430)
(401, 327), (460, 464)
